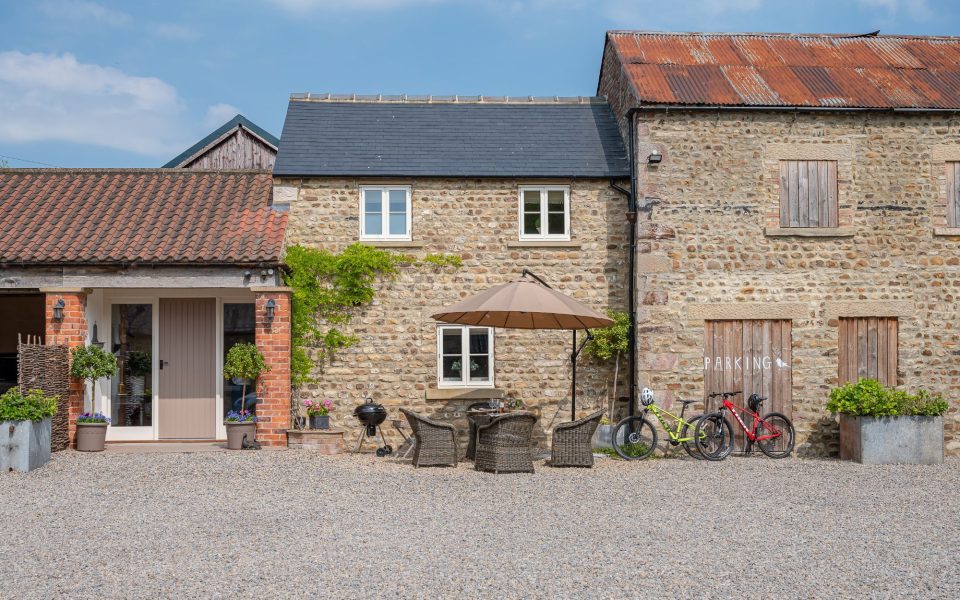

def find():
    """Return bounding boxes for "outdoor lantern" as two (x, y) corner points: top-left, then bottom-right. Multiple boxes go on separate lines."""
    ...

(90, 323), (104, 348)
(647, 152), (663, 164)
(52, 298), (65, 322)
(265, 299), (276, 323)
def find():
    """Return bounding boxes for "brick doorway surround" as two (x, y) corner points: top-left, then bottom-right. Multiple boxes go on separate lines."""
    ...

(252, 287), (292, 447)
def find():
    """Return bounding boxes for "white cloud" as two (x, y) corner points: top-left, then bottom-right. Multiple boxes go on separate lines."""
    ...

(269, 0), (446, 10)
(204, 103), (242, 129)
(857, 0), (931, 20)
(0, 51), (224, 157)
(152, 23), (202, 41)
(39, 0), (130, 26)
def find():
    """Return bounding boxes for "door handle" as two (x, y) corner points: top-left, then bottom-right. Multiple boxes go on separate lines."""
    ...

(159, 360), (167, 370)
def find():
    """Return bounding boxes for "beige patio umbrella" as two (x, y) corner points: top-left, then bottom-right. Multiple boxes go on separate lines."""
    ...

(431, 269), (614, 420)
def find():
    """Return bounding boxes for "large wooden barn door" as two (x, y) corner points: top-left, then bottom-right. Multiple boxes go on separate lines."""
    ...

(704, 320), (793, 451)
(838, 317), (898, 387)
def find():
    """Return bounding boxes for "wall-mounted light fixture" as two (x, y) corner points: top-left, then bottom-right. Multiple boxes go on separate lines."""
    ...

(90, 323), (104, 348)
(647, 152), (663, 164)
(265, 299), (277, 323)
(53, 298), (65, 322)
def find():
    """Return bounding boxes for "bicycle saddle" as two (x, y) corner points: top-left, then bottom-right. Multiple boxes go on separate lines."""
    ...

(678, 399), (697, 406)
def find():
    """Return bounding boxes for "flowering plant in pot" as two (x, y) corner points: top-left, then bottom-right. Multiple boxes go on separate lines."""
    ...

(304, 398), (333, 429)
(222, 343), (268, 450)
(69, 345), (118, 452)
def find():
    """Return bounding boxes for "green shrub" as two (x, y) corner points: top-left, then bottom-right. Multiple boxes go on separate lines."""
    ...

(826, 379), (949, 417)
(0, 387), (58, 422)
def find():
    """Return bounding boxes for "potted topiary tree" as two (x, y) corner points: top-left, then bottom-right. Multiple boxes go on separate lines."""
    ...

(223, 342), (268, 450)
(0, 387), (58, 472)
(583, 310), (629, 449)
(827, 378), (949, 464)
(70, 344), (118, 452)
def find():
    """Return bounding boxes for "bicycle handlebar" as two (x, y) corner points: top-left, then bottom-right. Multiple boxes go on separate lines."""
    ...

(707, 390), (741, 399)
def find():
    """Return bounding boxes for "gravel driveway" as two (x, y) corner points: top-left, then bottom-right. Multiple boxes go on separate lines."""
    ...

(1, 450), (957, 599)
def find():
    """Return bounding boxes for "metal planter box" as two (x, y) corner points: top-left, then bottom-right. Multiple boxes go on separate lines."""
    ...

(0, 418), (52, 473)
(839, 415), (943, 465)
(592, 424), (614, 449)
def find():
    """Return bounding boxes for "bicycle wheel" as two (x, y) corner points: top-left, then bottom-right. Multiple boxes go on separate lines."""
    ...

(680, 415), (705, 460)
(756, 412), (795, 458)
(694, 413), (734, 461)
(612, 416), (658, 461)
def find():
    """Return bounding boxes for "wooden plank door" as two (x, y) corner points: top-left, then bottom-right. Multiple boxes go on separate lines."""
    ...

(704, 320), (793, 451)
(838, 317), (898, 386)
(158, 298), (216, 439)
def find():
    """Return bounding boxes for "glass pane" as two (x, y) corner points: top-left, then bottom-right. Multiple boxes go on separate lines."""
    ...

(388, 189), (407, 212)
(364, 213), (382, 236)
(223, 304), (256, 416)
(523, 213), (541, 235)
(442, 356), (462, 381)
(547, 190), (565, 211)
(523, 189), (541, 212)
(468, 329), (489, 355)
(441, 329), (462, 354)
(389, 213), (406, 236)
(468, 356), (490, 382)
(363, 189), (382, 212)
(547, 212), (566, 235)
(110, 304), (153, 427)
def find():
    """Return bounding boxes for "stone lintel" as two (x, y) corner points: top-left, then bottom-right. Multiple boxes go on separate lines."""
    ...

(931, 146), (960, 162)
(764, 227), (856, 238)
(38, 287), (91, 294)
(249, 286), (293, 294)
(425, 388), (505, 401)
(824, 300), (914, 320)
(687, 303), (808, 321)
(764, 143), (852, 161)
(933, 227), (960, 237)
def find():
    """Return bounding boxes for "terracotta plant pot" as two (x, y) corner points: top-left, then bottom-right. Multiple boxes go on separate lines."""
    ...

(75, 422), (108, 452)
(310, 414), (330, 430)
(225, 422), (256, 450)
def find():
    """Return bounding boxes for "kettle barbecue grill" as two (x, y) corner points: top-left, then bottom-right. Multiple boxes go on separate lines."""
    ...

(352, 398), (393, 457)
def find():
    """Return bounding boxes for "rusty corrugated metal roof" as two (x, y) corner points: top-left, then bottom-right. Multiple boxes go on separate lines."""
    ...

(607, 31), (960, 109)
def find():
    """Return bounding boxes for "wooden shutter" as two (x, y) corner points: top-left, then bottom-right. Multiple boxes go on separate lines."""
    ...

(948, 162), (960, 228)
(779, 160), (838, 228)
(838, 317), (898, 387)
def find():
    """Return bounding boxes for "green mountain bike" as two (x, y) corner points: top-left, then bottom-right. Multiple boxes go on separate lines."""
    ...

(611, 388), (707, 461)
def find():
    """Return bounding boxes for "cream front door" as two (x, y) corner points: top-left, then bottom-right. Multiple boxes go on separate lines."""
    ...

(158, 298), (216, 439)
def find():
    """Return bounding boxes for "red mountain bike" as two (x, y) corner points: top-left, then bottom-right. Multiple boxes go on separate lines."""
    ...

(694, 391), (795, 460)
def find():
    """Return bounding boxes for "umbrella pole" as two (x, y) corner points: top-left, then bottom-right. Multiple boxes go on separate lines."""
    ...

(570, 329), (594, 421)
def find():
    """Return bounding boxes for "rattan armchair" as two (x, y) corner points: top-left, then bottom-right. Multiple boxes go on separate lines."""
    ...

(399, 408), (458, 467)
(549, 410), (603, 468)
(474, 413), (538, 474)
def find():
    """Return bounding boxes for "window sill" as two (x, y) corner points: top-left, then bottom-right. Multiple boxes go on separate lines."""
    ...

(933, 227), (960, 237)
(507, 240), (581, 248)
(764, 227), (855, 238)
(361, 240), (423, 248)
(425, 388), (504, 400)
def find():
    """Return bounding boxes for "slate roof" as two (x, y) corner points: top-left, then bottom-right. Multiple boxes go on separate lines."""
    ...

(0, 170), (287, 265)
(163, 114), (280, 168)
(273, 96), (629, 178)
(605, 31), (960, 109)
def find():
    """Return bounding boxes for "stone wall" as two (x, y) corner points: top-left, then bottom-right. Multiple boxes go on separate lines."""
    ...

(600, 102), (960, 455)
(278, 177), (630, 451)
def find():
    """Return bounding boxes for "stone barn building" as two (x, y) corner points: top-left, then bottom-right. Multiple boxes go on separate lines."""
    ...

(598, 30), (960, 455)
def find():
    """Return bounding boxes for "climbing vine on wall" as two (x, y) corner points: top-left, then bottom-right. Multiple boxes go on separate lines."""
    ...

(283, 243), (461, 390)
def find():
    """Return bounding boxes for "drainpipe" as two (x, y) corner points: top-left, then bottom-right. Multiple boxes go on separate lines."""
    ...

(609, 108), (640, 420)
(625, 108), (639, 420)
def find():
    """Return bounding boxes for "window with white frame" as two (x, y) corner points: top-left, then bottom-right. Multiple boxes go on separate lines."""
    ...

(360, 186), (411, 240)
(437, 325), (494, 388)
(519, 185), (570, 240)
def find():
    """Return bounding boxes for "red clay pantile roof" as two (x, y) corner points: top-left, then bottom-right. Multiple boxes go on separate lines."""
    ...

(606, 31), (960, 109)
(0, 170), (287, 265)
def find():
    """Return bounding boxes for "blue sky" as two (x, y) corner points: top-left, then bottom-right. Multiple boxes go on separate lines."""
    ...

(0, 0), (957, 168)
